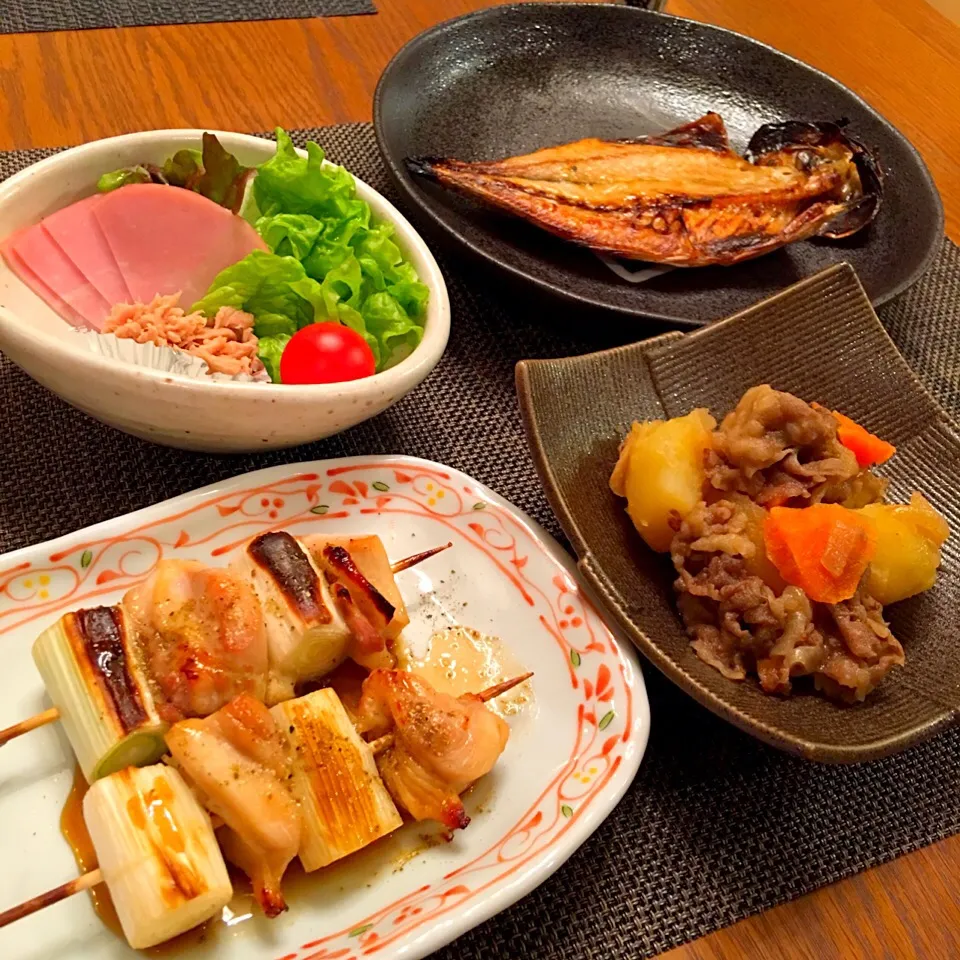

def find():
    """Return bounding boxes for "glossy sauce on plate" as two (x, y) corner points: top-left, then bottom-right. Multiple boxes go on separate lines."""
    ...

(398, 625), (533, 716)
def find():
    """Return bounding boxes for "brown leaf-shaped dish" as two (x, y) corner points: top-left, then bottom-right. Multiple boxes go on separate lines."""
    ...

(517, 263), (959, 762)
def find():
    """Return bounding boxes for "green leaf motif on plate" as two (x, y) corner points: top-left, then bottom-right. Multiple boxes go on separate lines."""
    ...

(570, 649), (581, 668)
(598, 709), (615, 731)
(80, 550), (93, 569)
(349, 924), (373, 938)
(372, 481), (390, 492)
(472, 502), (486, 510)
(561, 804), (573, 818)
(311, 504), (330, 515)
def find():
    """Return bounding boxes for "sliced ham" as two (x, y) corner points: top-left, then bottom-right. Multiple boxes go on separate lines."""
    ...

(4, 223), (112, 328)
(0, 241), (88, 328)
(41, 193), (134, 307)
(93, 184), (267, 309)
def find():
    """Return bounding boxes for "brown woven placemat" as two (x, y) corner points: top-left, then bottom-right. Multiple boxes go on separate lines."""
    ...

(2, 124), (959, 958)
(0, 0), (374, 35)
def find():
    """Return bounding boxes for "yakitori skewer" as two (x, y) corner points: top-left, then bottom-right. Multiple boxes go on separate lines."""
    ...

(0, 674), (532, 945)
(0, 541), (452, 758)
(0, 868), (102, 929)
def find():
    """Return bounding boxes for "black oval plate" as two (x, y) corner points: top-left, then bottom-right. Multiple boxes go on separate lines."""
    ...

(374, 4), (943, 327)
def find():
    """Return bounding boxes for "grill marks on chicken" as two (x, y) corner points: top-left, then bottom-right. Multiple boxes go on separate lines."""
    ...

(407, 113), (883, 266)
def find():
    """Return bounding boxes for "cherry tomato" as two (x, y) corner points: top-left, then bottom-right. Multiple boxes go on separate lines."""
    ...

(279, 322), (376, 385)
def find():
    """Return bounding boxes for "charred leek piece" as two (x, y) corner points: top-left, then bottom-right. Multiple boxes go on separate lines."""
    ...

(32, 607), (168, 782)
(235, 532), (351, 703)
(271, 689), (402, 871)
(83, 765), (232, 950)
(307, 535), (410, 641)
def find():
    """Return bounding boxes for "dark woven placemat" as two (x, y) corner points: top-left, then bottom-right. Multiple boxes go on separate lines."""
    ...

(0, 0), (374, 35)
(2, 124), (959, 958)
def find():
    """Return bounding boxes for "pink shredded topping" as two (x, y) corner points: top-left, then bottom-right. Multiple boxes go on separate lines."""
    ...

(103, 293), (263, 377)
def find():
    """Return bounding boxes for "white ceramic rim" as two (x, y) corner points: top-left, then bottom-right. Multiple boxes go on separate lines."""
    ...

(0, 130), (450, 398)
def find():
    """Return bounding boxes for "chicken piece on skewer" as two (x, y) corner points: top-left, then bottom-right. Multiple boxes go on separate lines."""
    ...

(356, 669), (511, 830)
(165, 693), (302, 918)
(123, 560), (268, 723)
(304, 534), (441, 672)
(236, 532), (424, 698)
(329, 580), (395, 672)
(232, 532), (354, 704)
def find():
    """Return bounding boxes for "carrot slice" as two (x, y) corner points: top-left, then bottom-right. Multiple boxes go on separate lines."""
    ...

(812, 403), (896, 466)
(764, 504), (877, 604)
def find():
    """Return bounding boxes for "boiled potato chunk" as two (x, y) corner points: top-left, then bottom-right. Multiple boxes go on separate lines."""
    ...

(728, 494), (788, 593)
(610, 409), (716, 552)
(857, 492), (949, 604)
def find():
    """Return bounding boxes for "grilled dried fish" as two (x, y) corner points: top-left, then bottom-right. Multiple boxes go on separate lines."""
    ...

(406, 113), (883, 267)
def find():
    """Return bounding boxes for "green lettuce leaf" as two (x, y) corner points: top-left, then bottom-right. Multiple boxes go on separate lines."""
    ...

(256, 214), (325, 261)
(191, 249), (325, 340)
(256, 333), (291, 383)
(161, 149), (203, 187)
(253, 129), (367, 222)
(96, 135), (251, 212)
(251, 127), (428, 371)
(361, 291), (424, 367)
(97, 166), (152, 192)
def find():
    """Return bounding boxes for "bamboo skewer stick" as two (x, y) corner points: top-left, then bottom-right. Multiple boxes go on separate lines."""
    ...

(0, 543), (454, 750)
(474, 673), (534, 702)
(0, 868), (102, 929)
(0, 706), (60, 747)
(390, 542), (452, 574)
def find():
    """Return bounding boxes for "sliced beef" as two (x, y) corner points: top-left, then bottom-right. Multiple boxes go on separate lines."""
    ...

(671, 499), (903, 701)
(705, 384), (885, 507)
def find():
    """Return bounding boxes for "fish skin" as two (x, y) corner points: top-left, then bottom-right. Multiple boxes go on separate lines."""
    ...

(406, 113), (882, 267)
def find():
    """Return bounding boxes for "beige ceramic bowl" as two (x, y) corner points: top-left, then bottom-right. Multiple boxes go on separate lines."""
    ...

(0, 130), (449, 452)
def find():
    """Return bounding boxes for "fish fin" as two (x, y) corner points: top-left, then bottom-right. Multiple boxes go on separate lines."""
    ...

(617, 112), (732, 152)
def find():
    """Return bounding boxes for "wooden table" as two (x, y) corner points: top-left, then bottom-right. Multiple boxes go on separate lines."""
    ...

(1, 1), (959, 957)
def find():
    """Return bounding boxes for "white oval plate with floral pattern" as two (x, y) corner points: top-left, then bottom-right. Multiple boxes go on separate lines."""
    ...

(0, 456), (649, 960)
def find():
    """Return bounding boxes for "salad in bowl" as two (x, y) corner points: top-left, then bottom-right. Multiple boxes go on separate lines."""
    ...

(0, 128), (449, 450)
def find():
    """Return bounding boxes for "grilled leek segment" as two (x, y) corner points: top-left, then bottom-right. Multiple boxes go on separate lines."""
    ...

(83, 765), (232, 949)
(32, 607), (168, 782)
(307, 535), (411, 641)
(233, 532), (352, 704)
(271, 689), (403, 871)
